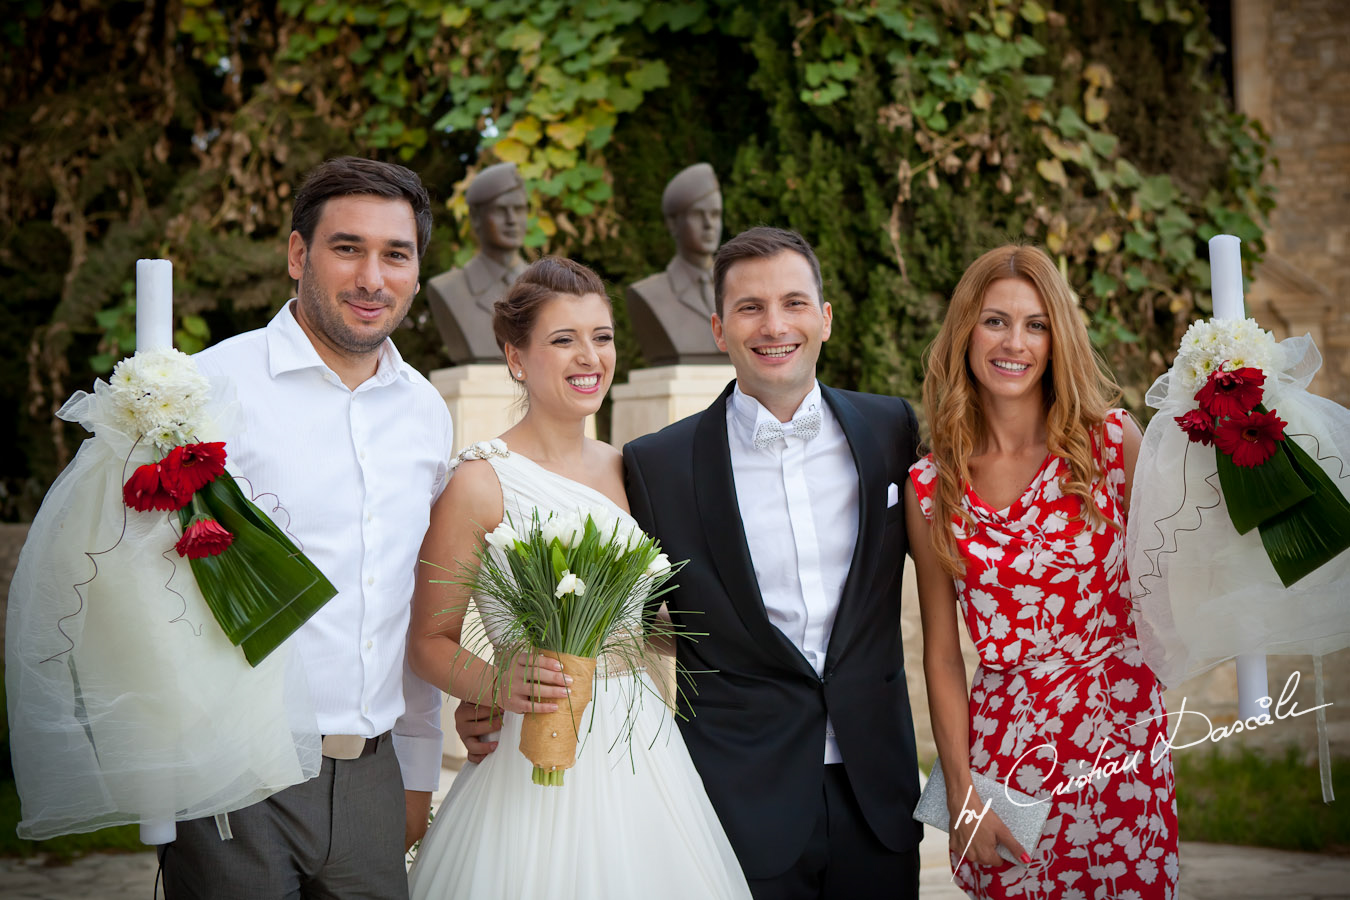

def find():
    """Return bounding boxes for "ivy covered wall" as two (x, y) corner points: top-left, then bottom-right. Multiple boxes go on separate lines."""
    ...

(0, 0), (1272, 518)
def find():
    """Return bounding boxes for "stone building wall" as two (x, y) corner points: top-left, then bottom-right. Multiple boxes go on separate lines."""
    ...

(1236, 0), (1350, 403)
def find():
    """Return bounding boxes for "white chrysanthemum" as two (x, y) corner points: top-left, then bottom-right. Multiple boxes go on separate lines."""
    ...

(1172, 317), (1282, 399)
(106, 348), (210, 449)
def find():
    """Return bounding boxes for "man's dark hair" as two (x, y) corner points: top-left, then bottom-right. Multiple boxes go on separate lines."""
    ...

(291, 156), (433, 260)
(712, 226), (824, 316)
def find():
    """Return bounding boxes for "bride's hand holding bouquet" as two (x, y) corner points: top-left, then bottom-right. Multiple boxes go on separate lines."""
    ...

(469, 507), (681, 786)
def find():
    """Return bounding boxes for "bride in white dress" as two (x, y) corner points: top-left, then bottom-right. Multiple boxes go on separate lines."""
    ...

(406, 257), (751, 900)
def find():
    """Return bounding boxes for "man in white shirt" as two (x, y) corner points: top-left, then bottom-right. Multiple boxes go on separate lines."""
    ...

(624, 227), (923, 899)
(160, 157), (452, 899)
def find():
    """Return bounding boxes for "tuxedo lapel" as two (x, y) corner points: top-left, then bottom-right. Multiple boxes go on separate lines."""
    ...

(693, 384), (818, 677)
(822, 386), (887, 668)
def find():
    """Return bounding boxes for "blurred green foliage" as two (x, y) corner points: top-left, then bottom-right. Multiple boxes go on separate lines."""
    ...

(0, 0), (1272, 519)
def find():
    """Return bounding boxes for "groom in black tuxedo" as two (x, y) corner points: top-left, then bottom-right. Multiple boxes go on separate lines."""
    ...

(623, 227), (923, 899)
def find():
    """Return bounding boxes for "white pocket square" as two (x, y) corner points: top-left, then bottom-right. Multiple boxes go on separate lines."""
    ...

(886, 482), (899, 508)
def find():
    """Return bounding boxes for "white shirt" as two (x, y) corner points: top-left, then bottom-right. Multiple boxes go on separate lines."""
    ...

(195, 302), (453, 792)
(726, 382), (859, 764)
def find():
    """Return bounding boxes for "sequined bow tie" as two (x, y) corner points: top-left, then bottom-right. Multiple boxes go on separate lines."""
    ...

(753, 406), (823, 451)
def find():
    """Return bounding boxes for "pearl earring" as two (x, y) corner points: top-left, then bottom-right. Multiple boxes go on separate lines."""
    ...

(516, 371), (524, 379)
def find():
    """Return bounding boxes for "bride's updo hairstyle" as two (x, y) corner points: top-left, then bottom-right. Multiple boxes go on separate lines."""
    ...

(922, 244), (1123, 577)
(492, 256), (610, 358)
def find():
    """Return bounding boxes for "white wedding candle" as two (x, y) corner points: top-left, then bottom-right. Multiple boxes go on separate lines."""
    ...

(134, 258), (178, 846)
(1208, 234), (1244, 321)
(135, 259), (174, 352)
(1207, 234), (1268, 719)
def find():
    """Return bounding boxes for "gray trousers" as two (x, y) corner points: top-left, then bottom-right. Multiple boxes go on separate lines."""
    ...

(159, 734), (407, 899)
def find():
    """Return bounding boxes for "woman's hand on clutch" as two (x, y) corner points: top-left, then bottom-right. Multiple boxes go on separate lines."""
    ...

(498, 652), (572, 714)
(949, 789), (1030, 868)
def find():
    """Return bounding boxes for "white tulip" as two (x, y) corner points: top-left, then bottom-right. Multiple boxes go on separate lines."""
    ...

(555, 571), (586, 599)
(484, 522), (519, 552)
(645, 553), (671, 578)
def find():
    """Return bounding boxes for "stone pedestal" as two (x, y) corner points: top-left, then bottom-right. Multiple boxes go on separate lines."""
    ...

(431, 364), (524, 454)
(431, 364), (595, 453)
(609, 364), (734, 449)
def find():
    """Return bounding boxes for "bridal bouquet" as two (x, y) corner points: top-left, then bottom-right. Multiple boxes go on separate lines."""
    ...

(1169, 318), (1350, 587)
(470, 508), (682, 786)
(106, 348), (336, 664)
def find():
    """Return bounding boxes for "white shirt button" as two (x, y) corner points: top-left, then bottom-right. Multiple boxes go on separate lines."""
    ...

(367, 575), (375, 586)
(365, 640), (373, 650)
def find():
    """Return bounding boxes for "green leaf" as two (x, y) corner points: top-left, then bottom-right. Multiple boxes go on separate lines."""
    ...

(1055, 105), (1089, 137)
(1086, 130), (1118, 158)
(551, 542), (567, 582)
(180, 313), (210, 338)
(626, 59), (669, 91)
(1090, 270), (1119, 297)
(1021, 0), (1048, 23)
(1137, 174), (1179, 211)
(1217, 433), (1314, 535)
(1257, 436), (1350, 587)
(1122, 267), (1150, 290)
(186, 474), (337, 666)
(1022, 74), (1054, 98)
(1123, 230), (1157, 260)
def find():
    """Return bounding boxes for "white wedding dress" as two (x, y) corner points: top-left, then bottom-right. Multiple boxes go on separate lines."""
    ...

(407, 444), (750, 900)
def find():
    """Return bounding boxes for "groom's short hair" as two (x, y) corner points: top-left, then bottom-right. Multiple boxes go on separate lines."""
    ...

(291, 156), (433, 260)
(712, 226), (824, 316)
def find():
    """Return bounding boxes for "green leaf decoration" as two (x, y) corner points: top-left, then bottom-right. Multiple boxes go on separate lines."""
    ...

(181, 474), (337, 666)
(1216, 435), (1313, 535)
(1255, 436), (1350, 587)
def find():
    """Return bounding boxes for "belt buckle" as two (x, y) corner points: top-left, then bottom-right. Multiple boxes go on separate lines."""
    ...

(321, 734), (368, 760)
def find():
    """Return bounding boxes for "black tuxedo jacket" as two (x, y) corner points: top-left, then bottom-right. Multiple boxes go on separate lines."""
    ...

(623, 381), (924, 879)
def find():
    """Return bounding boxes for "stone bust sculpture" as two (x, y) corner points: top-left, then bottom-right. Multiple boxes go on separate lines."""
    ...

(626, 163), (726, 365)
(427, 162), (528, 364)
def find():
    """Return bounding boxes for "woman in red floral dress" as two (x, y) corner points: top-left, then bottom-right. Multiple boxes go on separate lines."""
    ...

(906, 245), (1178, 900)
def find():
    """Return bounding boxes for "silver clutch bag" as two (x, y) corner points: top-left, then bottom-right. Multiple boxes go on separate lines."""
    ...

(912, 758), (1051, 865)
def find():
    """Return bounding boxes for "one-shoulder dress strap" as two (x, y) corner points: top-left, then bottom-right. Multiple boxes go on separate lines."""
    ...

(449, 439), (511, 471)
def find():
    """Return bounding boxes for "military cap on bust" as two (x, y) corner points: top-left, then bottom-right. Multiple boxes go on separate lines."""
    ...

(465, 162), (525, 207)
(661, 163), (720, 219)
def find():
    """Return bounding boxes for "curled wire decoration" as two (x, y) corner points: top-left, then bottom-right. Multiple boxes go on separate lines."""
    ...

(229, 473), (308, 559)
(41, 440), (141, 665)
(1286, 431), (1350, 481)
(162, 513), (202, 636)
(1131, 441), (1223, 612)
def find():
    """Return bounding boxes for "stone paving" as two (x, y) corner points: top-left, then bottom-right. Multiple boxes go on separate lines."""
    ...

(2, 837), (1348, 899)
(2, 764), (1347, 900)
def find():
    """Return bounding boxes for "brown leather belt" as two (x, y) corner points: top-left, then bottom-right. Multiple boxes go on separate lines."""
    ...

(321, 732), (387, 760)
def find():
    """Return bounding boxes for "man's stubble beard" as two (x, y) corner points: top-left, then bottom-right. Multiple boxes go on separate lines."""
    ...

(298, 256), (413, 356)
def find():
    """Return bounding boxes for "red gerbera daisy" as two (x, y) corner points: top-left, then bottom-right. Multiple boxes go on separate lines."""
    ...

(1214, 408), (1288, 468)
(175, 516), (234, 559)
(1175, 409), (1216, 446)
(122, 462), (185, 512)
(1195, 366), (1266, 418)
(160, 441), (227, 497)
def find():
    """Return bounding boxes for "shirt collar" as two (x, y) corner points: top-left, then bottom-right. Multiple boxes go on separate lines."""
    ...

(729, 380), (823, 442)
(668, 254), (711, 288)
(266, 299), (412, 388)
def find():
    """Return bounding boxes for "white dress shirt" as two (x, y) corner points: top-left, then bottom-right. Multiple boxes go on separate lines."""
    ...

(195, 301), (453, 792)
(726, 382), (859, 764)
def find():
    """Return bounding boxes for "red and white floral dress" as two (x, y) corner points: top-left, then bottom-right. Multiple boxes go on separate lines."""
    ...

(910, 409), (1178, 900)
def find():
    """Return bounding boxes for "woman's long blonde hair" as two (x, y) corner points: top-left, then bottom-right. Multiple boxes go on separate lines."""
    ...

(921, 245), (1122, 577)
